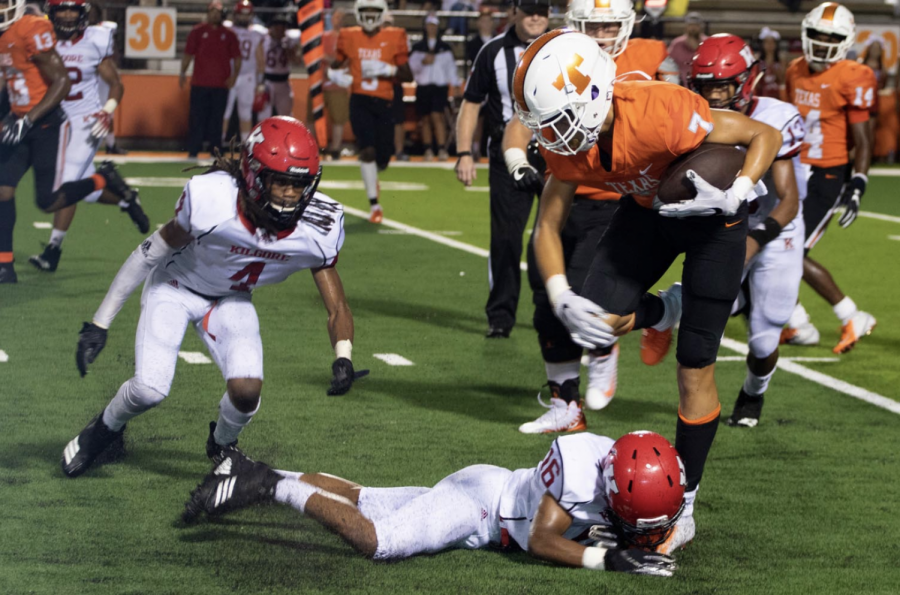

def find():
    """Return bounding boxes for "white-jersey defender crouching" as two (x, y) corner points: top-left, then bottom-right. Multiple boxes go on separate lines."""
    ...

(61, 117), (366, 479)
(183, 431), (687, 577)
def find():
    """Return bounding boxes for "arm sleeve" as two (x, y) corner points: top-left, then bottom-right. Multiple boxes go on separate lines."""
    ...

(665, 88), (714, 156)
(463, 42), (494, 104)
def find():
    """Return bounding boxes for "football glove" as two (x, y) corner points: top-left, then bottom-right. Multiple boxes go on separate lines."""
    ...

(838, 174), (866, 228)
(326, 67), (354, 89)
(327, 357), (370, 396)
(659, 170), (764, 218)
(90, 111), (113, 140)
(553, 290), (616, 349)
(604, 548), (677, 577)
(504, 147), (544, 195)
(1, 114), (32, 146)
(76, 322), (108, 377)
(360, 59), (397, 79)
(587, 525), (621, 549)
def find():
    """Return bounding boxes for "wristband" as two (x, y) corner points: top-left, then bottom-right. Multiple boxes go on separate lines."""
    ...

(730, 175), (755, 201)
(848, 173), (867, 195)
(503, 147), (529, 175)
(101, 99), (118, 115)
(582, 546), (607, 570)
(335, 339), (352, 361)
(748, 216), (782, 248)
(456, 151), (472, 158)
(545, 274), (571, 307)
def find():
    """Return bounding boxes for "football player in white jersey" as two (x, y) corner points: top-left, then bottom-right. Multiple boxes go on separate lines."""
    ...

(184, 430), (685, 576)
(28, 0), (149, 273)
(61, 117), (365, 478)
(223, 0), (265, 143)
(258, 13), (301, 120)
(690, 35), (806, 428)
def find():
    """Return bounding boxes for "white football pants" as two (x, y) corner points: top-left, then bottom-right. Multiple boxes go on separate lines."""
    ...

(224, 72), (257, 124)
(61, 113), (102, 203)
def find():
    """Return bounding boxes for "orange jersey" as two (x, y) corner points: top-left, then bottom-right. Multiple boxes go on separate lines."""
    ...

(336, 26), (408, 101)
(785, 57), (876, 168)
(543, 81), (713, 209)
(577, 39), (673, 201)
(0, 15), (56, 117)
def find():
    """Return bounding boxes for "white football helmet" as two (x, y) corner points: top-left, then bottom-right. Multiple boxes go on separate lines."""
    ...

(354, 0), (388, 32)
(566, 0), (635, 58)
(0, 0), (26, 31)
(801, 2), (855, 64)
(513, 30), (617, 156)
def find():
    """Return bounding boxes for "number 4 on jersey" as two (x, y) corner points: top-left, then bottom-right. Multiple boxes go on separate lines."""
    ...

(230, 261), (266, 291)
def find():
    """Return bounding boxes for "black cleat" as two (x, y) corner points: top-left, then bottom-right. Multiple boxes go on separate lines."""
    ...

(726, 390), (764, 428)
(0, 263), (17, 284)
(28, 243), (62, 272)
(206, 420), (246, 466)
(121, 190), (150, 234)
(182, 455), (282, 523)
(485, 326), (511, 339)
(106, 144), (128, 155)
(61, 412), (126, 478)
(95, 160), (132, 198)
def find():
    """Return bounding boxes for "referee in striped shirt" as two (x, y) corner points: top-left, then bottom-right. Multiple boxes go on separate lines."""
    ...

(455, 0), (550, 338)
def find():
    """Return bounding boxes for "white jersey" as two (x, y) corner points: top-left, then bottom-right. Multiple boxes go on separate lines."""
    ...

(747, 96), (807, 228)
(168, 171), (345, 298)
(228, 25), (265, 77)
(264, 35), (299, 77)
(57, 25), (114, 117)
(498, 433), (615, 551)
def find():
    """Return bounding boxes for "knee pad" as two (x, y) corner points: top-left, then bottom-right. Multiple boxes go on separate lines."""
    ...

(748, 329), (780, 360)
(126, 378), (167, 411)
(676, 325), (719, 369)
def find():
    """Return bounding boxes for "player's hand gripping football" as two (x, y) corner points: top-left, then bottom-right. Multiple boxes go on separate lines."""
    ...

(837, 174), (866, 228)
(553, 290), (616, 349)
(659, 170), (764, 218)
(76, 322), (108, 377)
(327, 357), (370, 396)
(604, 548), (677, 577)
(1, 114), (32, 146)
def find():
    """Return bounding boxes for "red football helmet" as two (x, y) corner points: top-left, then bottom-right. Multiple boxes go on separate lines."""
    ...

(234, 0), (253, 14)
(233, 0), (253, 25)
(690, 33), (762, 112)
(603, 431), (686, 548)
(46, 0), (91, 39)
(241, 117), (322, 230)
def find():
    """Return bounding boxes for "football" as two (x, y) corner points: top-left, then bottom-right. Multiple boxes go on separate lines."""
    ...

(656, 144), (746, 204)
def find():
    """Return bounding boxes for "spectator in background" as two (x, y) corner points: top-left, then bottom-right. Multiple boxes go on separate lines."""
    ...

(259, 13), (301, 119)
(410, 14), (459, 161)
(757, 27), (786, 101)
(858, 35), (892, 162)
(180, 1), (241, 158)
(667, 11), (706, 86)
(466, 6), (495, 67)
(323, 8), (352, 160)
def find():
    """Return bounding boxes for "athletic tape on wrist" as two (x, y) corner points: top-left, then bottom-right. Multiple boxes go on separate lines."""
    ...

(102, 99), (118, 115)
(582, 546), (607, 570)
(503, 147), (529, 175)
(545, 275), (571, 306)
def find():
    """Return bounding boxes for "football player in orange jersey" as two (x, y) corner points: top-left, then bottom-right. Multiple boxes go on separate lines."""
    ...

(504, 0), (681, 435)
(329, 0), (412, 224)
(515, 30), (782, 553)
(783, 2), (877, 354)
(0, 0), (140, 283)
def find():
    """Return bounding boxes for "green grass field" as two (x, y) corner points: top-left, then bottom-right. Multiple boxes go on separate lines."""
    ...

(1, 159), (899, 595)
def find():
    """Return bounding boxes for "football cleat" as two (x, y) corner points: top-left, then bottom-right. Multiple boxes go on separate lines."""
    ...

(833, 311), (877, 354)
(28, 243), (62, 272)
(485, 325), (511, 339)
(182, 458), (282, 523)
(106, 144), (128, 155)
(779, 322), (820, 346)
(61, 411), (126, 478)
(369, 205), (383, 224)
(0, 263), (18, 284)
(726, 389), (764, 428)
(584, 344), (618, 410)
(641, 283), (682, 366)
(206, 420), (246, 466)
(95, 160), (131, 197)
(518, 380), (587, 434)
(121, 191), (150, 234)
(655, 514), (695, 556)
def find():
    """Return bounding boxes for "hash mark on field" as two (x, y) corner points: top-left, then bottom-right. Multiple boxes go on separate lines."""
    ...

(889, 235), (900, 241)
(0, 350), (8, 363)
(33, 222), (52, 229)
(464, 186), (490, 192)
(178, 351), (212, 364)
(373, 353), (414, 366)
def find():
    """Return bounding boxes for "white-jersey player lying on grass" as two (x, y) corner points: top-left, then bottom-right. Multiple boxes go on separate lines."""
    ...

(29, 0), (149, 274)
(690, 35), (806, 428)
(61, 117), (367, 478)
(183, 431), (689, 577)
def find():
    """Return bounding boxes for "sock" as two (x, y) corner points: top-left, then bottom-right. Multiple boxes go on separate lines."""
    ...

(214, 391), (259, 446)
(675, 405), (721, 492)
(833, 297), (858, 325)
(275, 469), (304, 481)
(743, 367), (775, 397)
(552, 377), (581, 404)
(49, 228), (67, 247)
(274, 477), (319, 513)
(369, 198), (381, 209)
(545, 360), (580, 386)
(360, 161), (378, 203)
(633, 293), (665, 330)
(788, 303), (810, 328)
(0, 199), (16, 257)
(102, 378), (165, 431)
(683, 487), (698, 518)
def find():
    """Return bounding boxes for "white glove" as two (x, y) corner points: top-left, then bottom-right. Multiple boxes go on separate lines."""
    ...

(658, 171), (765, 218)
(360, 59), (397, 79)
(327, 67), (354, 89)
(553, 289), (617, 349)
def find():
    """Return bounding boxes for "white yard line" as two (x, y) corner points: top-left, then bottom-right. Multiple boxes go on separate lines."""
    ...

(0, 350), (8, 363)
(32, 222), (52, 229)
(373, 353), (415, 366)
(889, 235), (900, 241)
(178, 351), (212, 364)
(345, 207), (899, 415)
(859, 211), (900, 224)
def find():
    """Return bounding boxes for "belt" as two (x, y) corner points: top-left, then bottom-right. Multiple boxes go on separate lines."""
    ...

(184, 284), (223, 301)
(265, 73), (289, 82)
